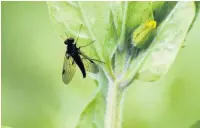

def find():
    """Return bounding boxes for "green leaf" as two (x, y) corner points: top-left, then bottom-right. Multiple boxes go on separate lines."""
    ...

(120, 2), (176, 85)
(114, 1), (157, 76)
(75, 91), (105, 128)
(47, 2), (119, 62)
(47, 2), (117, 127)
(75, 69), (108, 128)
(135, 2), (195, 82)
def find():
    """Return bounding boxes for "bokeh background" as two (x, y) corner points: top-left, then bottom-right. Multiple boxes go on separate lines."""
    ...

(2, 2), (200, 128)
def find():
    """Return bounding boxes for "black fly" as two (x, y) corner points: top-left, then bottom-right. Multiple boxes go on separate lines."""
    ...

(62, 24), (103, 84)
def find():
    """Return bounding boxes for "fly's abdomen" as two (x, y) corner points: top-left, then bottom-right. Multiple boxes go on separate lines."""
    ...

(73, 55), (86, 78)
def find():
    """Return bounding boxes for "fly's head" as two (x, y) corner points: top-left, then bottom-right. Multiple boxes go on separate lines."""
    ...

(64, 37), (75, 45)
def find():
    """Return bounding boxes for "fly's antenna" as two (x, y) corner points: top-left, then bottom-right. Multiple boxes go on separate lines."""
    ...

(64, 32), (68, 38)
(75, 24), (83, 43)
(61, 32), (68, 40)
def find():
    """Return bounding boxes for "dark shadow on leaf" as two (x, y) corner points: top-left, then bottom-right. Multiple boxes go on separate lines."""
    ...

(153, 1), (177, 26)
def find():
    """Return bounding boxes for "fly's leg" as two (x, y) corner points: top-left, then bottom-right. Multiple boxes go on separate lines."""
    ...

(90, 58), (105, 64)
(81, 57), (105, 64)
(79, 40), (96, 49)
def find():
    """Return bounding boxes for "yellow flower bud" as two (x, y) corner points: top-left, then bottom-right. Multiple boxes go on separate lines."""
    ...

(132, 20), (157, 49)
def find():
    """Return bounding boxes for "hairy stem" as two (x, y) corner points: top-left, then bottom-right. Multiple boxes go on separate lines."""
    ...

(104, 80), (124, 128)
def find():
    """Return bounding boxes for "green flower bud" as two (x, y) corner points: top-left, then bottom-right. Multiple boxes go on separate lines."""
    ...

(132, 20), (157, 49)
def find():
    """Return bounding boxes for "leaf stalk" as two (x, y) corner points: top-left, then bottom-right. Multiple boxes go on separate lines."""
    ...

(104, 80), (124, 128)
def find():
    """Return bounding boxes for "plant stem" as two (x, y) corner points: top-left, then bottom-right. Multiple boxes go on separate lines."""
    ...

(104, 80), (124, 128)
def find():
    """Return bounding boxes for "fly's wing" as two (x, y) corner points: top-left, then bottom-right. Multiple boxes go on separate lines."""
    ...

(79, 51), (100, 74)
(62, 55), (76, 84)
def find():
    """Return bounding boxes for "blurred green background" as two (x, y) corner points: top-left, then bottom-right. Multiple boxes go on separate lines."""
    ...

(1, 2), (200, 128)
